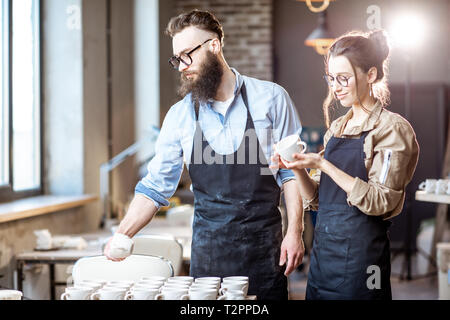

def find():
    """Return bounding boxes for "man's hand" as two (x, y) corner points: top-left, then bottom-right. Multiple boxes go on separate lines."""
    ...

(103, 194), (158, 262)
(103, 237), (124, 262)
(279, 231), (305, 276)
(103, 233), (134, 262)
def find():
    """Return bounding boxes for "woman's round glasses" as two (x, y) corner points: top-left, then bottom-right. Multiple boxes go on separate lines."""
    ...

(168, 39), (213, 70)
(324, 74), (352, 87)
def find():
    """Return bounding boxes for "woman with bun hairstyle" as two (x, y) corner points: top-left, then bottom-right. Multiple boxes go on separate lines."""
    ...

(272, 30), (419, 299)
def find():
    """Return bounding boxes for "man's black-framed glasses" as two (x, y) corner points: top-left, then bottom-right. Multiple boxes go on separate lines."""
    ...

(324, 74), (353, 87)
(168, 39), (213, 70)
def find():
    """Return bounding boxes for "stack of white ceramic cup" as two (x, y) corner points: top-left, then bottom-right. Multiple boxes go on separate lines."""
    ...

(125, 276), (166, 300)
(61, 279), (106, 300)
(217, 276), (249, 300)
(187, 277), (221, 300)
(62, 275), (250, 300)
(155, 276), (193, 300)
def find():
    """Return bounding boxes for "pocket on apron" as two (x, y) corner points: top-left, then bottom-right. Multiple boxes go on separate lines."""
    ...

(311, 230), (350, 289)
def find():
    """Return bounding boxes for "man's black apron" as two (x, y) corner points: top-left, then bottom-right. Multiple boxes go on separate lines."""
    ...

(306, 131), (392, 300)
(188, 83), (288, 300)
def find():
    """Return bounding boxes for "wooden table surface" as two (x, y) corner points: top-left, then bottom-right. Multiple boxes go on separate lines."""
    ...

(16, 217), (192, 262)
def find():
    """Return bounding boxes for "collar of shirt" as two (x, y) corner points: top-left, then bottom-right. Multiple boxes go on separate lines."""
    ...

(334, 100), (383, 136)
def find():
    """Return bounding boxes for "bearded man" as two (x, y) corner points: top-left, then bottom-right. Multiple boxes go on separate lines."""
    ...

(104, 9), (304, 300)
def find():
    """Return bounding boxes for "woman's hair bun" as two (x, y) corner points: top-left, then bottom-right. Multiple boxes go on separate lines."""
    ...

(368, 29), (390, 61)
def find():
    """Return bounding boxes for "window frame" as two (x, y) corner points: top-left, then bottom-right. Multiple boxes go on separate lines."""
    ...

(0, 0), (43, 203)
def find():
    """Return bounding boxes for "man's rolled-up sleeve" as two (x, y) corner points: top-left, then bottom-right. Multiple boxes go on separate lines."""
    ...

(279, 168), (295, 184)
(135, 107), (185, 209)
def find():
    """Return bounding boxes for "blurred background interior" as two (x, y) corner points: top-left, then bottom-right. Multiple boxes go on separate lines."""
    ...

(0, 0), (449, 300)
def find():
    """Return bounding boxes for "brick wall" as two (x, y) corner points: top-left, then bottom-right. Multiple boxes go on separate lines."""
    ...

(172, 0), (274, 81)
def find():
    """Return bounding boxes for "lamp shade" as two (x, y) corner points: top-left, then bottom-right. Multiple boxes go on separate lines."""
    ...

(304, 11), (335, 55)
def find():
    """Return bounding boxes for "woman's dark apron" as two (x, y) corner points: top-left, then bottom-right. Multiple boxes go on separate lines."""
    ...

(188, 83), (288, 300)
(306, 131), (392, 300)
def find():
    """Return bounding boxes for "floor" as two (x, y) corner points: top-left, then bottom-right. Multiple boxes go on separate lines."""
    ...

(287, 253), (439, 300)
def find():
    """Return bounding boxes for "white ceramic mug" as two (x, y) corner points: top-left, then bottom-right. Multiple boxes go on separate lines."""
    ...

(167, 276), (194, 285)
(135, 279), (166, 286)
(436, 179), (448, 195)
(135, 280), (164, 288)
(160, 283), (190, 292)
(73, 281), (103, 291)
(140, 276), (167, 282)
(419, 179), (437, 193)
(60, 286), (93, 300)
(195, 277), (221, 283)
(165, 280), (192, 287)
(155, 288), (189, 300)
(275, 134), (307, 162)
(0, 290), (23, 300)
(186, 288), (218, 300)
(219, 281), (249, 296)
(128, 285), (160, 291)
(125, 288), (160, 300)
(105, 280), (134, 287)
(194, 277), (221, 289)
(90, 287), (127, 300)
(133, 283), (162, 290)
(222, 276), (249, 283)
(103, 284), (131, 291)
(190, 283), (219, 292)
(217, 289), (245, 300)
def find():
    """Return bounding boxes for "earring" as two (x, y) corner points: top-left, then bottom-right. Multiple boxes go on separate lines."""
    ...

(369, 84), (373, 97)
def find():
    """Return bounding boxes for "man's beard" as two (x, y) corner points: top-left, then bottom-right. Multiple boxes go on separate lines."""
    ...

(177, 52), (223, 104)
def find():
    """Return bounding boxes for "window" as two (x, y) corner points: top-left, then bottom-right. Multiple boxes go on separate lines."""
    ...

(0, 0), (9, 187)
(0, 0), (41, 202)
